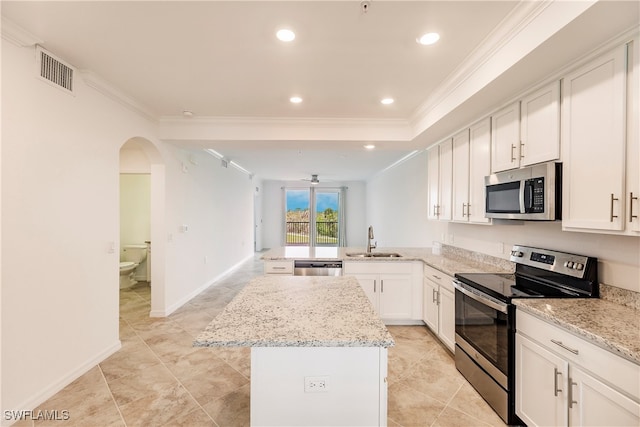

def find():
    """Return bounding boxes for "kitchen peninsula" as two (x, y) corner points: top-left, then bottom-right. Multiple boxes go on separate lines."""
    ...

(194, 275), (394, 427)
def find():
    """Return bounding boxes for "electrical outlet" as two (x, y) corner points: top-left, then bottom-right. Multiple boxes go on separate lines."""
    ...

(304, 376), (329, 393)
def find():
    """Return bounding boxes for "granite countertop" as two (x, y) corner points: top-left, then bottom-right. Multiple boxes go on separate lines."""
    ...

(194, 275), (395, 348)
(514, 299), (640, 365)
(261, 246), (514, 276)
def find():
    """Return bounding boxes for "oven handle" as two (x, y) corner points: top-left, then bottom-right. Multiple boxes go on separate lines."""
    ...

(453, 280), (508, 314)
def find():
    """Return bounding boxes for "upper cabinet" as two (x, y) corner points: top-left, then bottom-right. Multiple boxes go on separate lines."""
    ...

(520, 82), (561, 167)
(491, 82), (561, 173)
(491, 101), (521, 173)
(427, 139), (453, 221)
(452, 118), (491, 223)
(561, 44), (631, 232)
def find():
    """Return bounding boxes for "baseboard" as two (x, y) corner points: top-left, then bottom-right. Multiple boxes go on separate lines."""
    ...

(159, 253), (254, 317)
(2, 340), (121, 427)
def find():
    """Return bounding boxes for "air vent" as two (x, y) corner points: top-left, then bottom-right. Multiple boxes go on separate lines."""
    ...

(36, 46), (74, 94)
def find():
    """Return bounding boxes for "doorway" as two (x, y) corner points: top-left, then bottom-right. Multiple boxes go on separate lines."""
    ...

(284, 187), (342, 247)
(119, 137), (166, 317)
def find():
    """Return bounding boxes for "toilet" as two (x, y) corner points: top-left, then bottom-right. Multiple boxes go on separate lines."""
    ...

(119, 244), (148, 289)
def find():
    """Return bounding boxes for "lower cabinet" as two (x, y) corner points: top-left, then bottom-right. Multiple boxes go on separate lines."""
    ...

(422, 265), (455, 352)
(516, 310), (640, 426)
(263, 260), (294, 275)
(343, 261), (423, 324)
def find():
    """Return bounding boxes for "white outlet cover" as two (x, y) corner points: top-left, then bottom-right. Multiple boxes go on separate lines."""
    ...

(304, 376), (329, 393)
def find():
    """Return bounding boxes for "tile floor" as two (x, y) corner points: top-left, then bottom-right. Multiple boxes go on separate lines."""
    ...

(18, 253), (507, 427)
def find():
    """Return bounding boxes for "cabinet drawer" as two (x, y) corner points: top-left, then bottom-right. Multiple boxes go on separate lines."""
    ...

(517, 310), (640, 401)
(264, 261), (293, 274)
(423, 265), (454, 292)
(343, 261), (413, 275)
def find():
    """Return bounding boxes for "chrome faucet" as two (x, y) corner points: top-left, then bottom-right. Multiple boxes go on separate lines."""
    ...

(366, 225), (377, 253)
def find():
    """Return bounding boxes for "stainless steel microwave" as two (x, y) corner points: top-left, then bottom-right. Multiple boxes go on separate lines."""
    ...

(484, 162), (562, 220)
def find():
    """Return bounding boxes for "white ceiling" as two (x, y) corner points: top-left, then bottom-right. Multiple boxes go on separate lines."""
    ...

(2, 1), (639, 182)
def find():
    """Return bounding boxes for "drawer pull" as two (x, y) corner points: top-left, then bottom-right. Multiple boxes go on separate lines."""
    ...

(554, 368), (562, 396)
(551, 339), (579, 355)
(432, 274), (441, 280)
(272, 266), (286, 270)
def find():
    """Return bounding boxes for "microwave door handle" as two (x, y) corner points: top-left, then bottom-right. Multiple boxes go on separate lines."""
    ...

(519, 181), (526, 213)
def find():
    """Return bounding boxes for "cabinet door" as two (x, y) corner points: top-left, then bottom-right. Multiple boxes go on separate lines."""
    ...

(569, 365), (640, 426)
(427, 145), (440, 220)
(452, 129), (470, 222)
(491, 101), (521, 173)
(378, 275), (412, 320)
(520, 81), (560, 166)
(437, 286), (455, 352)
(422, 279), (439, 333)
(353, 274), (379, 313)
(438, 139), (453, 221)
(628, 39), (640, 232)
(468, 118), (491, 223)
(516, 333), (568, 427)
(562, 46), (627, 231)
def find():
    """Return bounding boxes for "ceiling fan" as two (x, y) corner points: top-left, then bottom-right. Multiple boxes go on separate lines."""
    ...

(301, 174), (320, 185)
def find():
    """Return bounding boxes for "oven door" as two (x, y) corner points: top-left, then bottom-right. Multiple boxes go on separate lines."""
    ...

(453, 281), (510, 389)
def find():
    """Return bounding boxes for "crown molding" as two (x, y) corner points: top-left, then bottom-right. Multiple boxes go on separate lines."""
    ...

(1, 17), (43, 47)
(80, 70), (158, 123)
(408, 0), (597, 138)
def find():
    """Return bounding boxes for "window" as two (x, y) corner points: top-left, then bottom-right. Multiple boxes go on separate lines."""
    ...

(284, 187), (345, 246)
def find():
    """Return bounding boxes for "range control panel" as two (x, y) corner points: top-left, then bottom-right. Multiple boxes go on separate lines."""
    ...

(509, 245), (593, 279)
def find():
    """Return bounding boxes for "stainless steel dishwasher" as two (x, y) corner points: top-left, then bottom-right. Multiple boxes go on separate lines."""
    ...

(293, 260), (343, 276)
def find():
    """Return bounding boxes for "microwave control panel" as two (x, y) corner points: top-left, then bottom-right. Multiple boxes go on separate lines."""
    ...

(525, 177), (545, 213)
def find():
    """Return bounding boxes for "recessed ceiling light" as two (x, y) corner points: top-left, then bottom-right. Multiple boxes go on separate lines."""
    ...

(364, 144), (376, 150)
(417, 32), (440, 45)
(380, 98), (394, 105)
(276, 29), (295, 42)
(289, 96), (303, 104)
(182, 110), (194, 117)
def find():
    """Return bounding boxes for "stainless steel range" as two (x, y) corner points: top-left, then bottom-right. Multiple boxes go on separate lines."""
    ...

(453, 245), (598, 426)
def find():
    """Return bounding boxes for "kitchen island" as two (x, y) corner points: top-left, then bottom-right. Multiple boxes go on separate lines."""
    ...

(194, 275), (394, 426)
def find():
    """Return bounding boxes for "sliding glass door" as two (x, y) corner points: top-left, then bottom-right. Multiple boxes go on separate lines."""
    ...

(285, 188), (342, 246)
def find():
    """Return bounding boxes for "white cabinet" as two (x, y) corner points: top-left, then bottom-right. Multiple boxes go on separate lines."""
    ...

(452, 118), (491, 223)
(516, 310), (640, 427)
(427, 138), (453, 221)
(344, 262), (422, 324)
(491, 101), (521, 173)
(561, 45), (628, 232)
(491, 82), (560, 173)
(264, 260), (293, 275)
(520, 81), (561, 167)
(627, 38), (640, 233)
(422, 265), (455, 352)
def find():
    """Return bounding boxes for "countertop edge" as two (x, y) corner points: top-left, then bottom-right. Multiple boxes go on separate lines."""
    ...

(514, 300), (640, 366)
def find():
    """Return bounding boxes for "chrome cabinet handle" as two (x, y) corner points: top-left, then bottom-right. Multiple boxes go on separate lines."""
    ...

(610, 193), (619, 222)
(466, 203), (470, 217)
(432, 288), (437, 303)
(511, 144), (516, 162)
(374, 280), (376, 293)
(436, 290), (440, 305)
(630, 192), (638, 222)
(551, 339), (579, 355)
(462, 203), (467, 217)
(381, 280), (384, 293)
(569, 379), (578, 409)
(433, 205), (437, 216)
(554, 368), (562, 396)
(520, 141), (525, 159)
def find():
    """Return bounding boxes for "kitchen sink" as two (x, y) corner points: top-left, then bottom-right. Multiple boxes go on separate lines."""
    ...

(346, 252), (402, 258)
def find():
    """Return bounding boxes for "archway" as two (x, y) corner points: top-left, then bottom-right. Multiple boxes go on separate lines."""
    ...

(119, 137), (166, 318)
